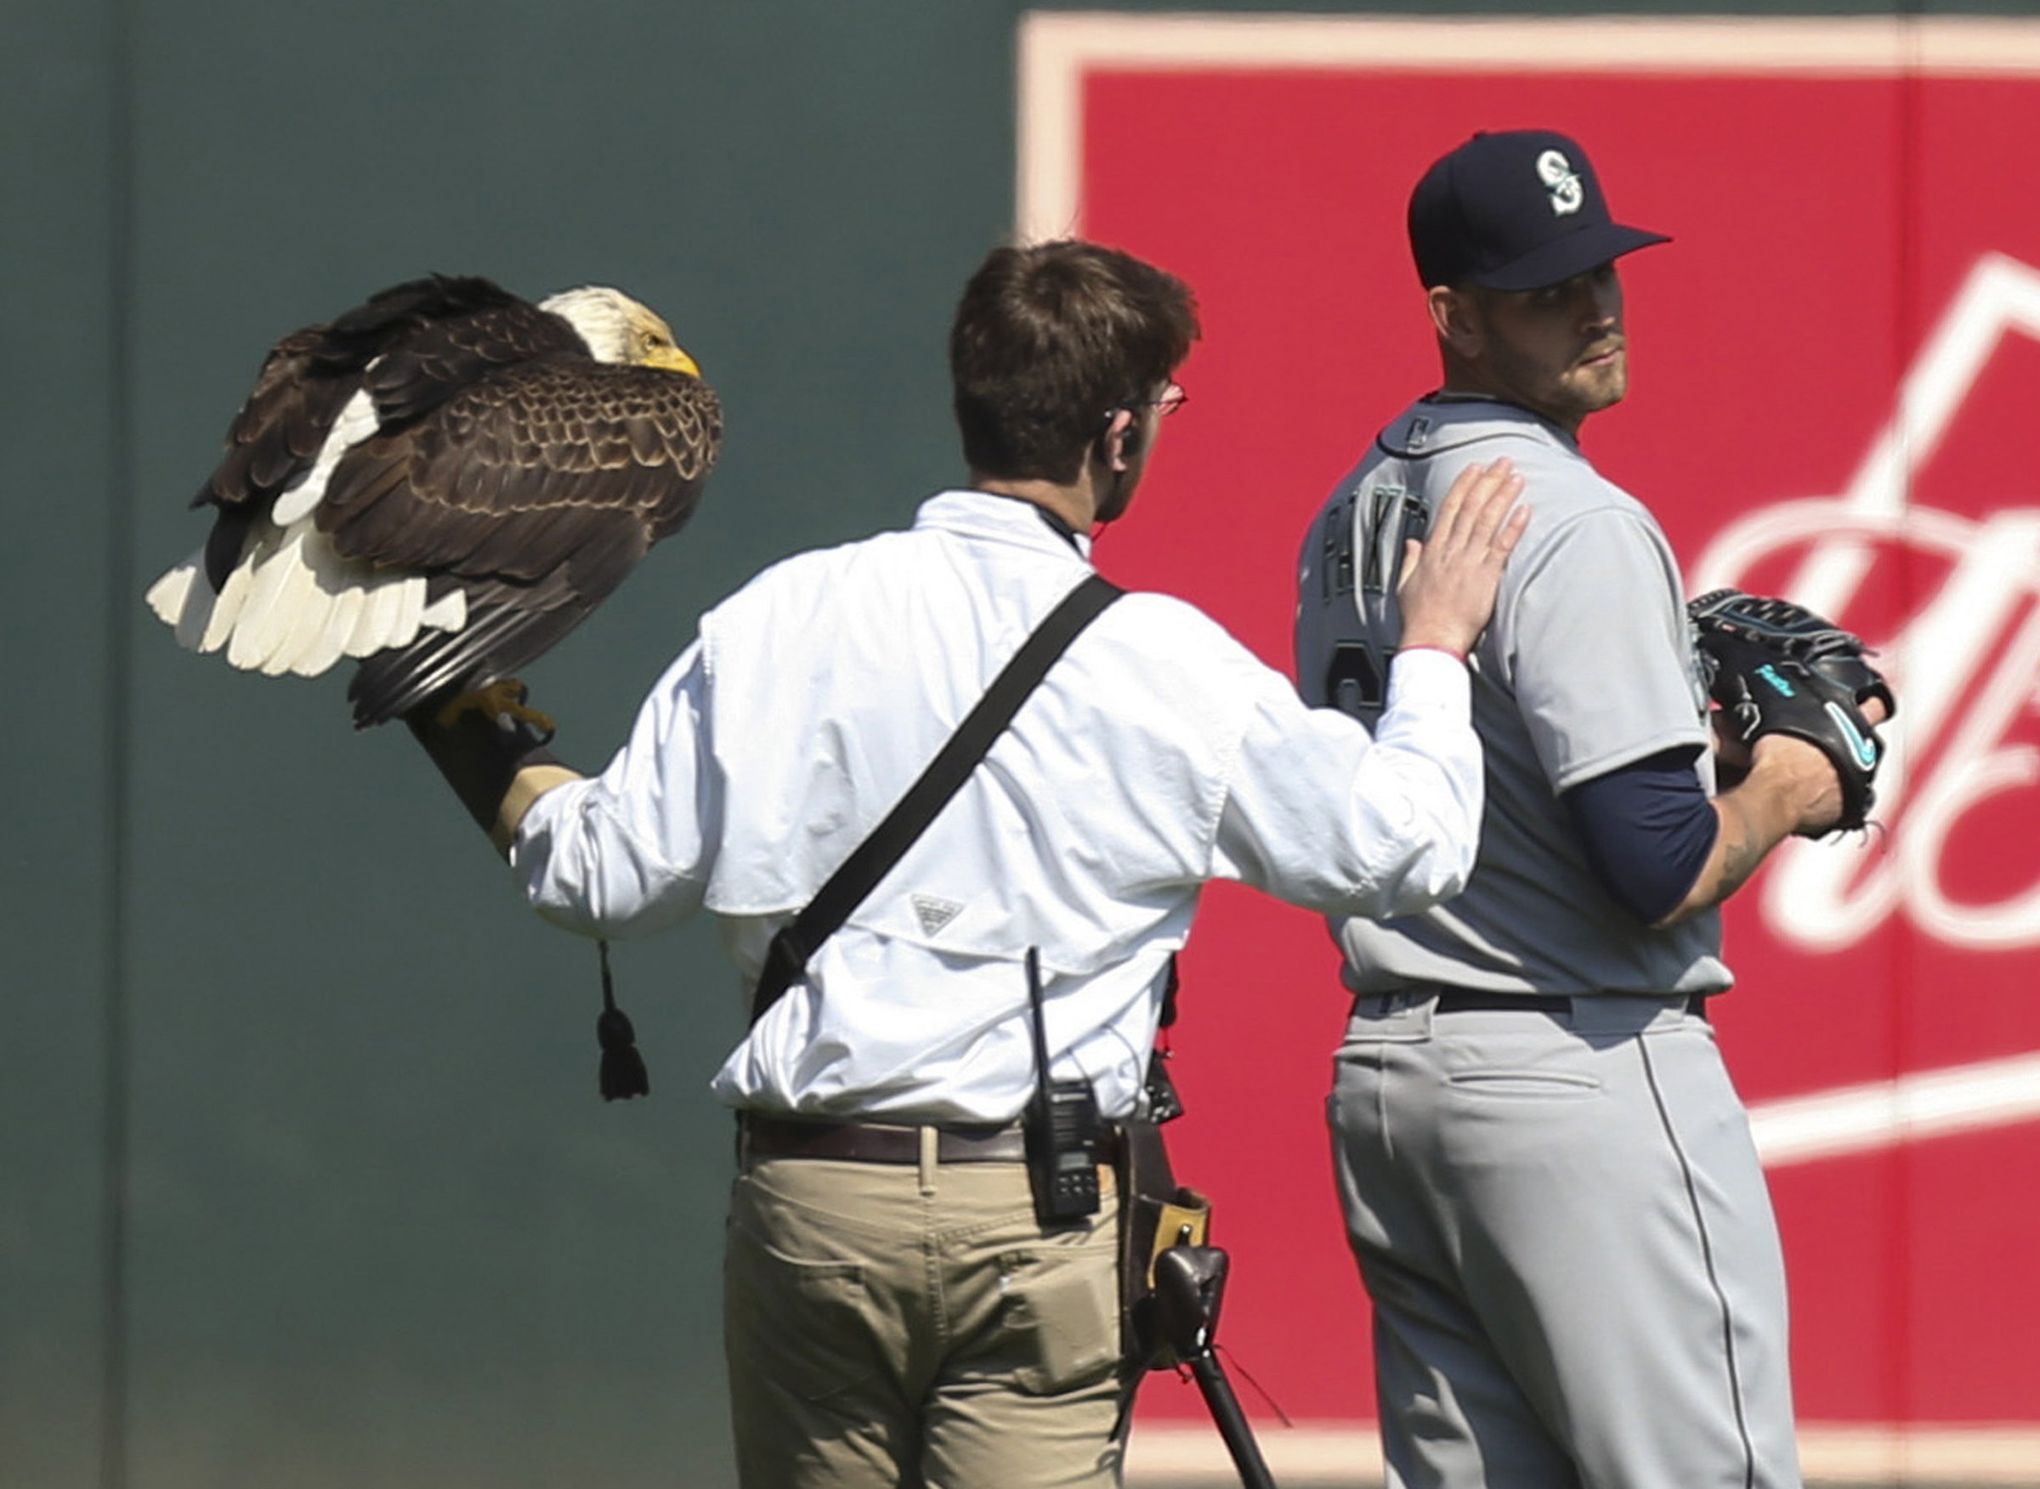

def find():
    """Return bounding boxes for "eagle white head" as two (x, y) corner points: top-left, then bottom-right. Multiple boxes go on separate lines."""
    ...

(540, 285), (700, 375)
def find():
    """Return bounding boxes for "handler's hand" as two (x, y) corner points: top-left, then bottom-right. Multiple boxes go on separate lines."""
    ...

(1397, 459), (1530, 659)
(404, 680), (583, 859)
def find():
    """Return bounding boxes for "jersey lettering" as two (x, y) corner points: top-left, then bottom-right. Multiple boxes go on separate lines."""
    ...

(1362, 484), (1429, 596)
(1363, 485), (1402, 595)
(1320, 493), (1357, 601)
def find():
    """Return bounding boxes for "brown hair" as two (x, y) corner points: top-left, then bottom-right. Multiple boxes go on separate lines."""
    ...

(949, 240), (1199, 485)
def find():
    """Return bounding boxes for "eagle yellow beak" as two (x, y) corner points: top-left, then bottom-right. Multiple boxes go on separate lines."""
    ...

(642, 343), (701, 378)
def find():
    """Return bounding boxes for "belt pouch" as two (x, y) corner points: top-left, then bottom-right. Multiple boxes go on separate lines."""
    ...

(1116, 1117), (1211, 1371)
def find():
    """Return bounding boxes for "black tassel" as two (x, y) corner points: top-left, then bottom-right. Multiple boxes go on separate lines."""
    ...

(595, 941), (650, 1101)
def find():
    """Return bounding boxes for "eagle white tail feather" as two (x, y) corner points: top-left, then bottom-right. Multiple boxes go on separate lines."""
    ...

(145, 553), (202, 633)
(229, 523), (312, 670)
(172, 565), (217, 649)
(142, 510), (464, 679)
(284, 525), (392, 675)
(265, 529), (355, 675)
(390, 568), (426, 650)
(200, 524), (277, 653)
(347, 580), (401, 656)
(293, 583), (365, 677)
(419, 588), (466, 632)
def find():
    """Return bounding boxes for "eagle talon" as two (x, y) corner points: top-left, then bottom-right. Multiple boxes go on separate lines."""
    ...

(436, 678), (555, 741)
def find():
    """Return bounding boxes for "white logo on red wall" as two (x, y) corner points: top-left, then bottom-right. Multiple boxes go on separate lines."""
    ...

(1693, 253), (2040, 953)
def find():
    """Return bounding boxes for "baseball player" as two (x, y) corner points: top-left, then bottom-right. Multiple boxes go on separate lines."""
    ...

(1293, 130), (1891, 1488)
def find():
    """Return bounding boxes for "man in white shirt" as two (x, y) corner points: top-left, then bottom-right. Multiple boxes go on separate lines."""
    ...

(410, 238), (1526, 1489)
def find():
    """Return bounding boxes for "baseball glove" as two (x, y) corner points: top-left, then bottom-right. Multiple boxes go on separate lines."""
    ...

(1688, 588), (1896, 832)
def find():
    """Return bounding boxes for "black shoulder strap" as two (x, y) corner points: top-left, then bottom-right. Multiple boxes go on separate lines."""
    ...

(748, 573), (1123, 1028)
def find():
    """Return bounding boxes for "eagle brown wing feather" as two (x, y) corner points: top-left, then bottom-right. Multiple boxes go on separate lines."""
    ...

(360, 298), (584, 427)
(198, 328), (356, 512)
(319, 359), (721, 725)
(195, 276), (539, 517)
(321, 362), (717, 565)
(347, 574), (591, 726)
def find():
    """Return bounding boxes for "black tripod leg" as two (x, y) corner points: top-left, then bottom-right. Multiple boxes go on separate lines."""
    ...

(1187, 1354), (1278, 1489)
(1151, 1246), (1279, 1487)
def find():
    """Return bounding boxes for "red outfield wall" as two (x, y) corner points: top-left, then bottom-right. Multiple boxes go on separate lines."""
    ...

(1020, 14), (2040, 1439)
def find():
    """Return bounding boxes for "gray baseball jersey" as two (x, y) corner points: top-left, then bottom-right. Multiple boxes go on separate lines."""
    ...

(1295, 393), (1728, 996)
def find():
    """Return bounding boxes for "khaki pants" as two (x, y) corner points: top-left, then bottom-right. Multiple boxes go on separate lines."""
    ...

(724, 1144), (1125, 1489)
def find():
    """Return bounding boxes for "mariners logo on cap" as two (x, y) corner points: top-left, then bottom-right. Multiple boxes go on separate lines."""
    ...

(1536, 150), (1584, 216)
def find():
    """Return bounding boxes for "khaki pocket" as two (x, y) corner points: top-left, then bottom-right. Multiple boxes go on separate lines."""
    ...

(723, 1217), (876, 1404)
(996, 1242), (1121, 1395)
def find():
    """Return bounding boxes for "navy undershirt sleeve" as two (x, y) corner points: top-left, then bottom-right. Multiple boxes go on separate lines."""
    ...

(1560, 747), (1721, 925)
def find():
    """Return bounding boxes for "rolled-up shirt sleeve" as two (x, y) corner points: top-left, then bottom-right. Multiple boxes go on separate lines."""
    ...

(511, 639), (721, 938)
(1211, 648), (1482, 917)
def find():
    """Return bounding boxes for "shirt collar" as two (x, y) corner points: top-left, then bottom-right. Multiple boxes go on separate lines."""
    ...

(914, 489), (1095, 563)
(1422, 391), (1579, 450)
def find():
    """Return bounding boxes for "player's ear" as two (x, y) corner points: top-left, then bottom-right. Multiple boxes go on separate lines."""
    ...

(1428, 285), (1482, 358)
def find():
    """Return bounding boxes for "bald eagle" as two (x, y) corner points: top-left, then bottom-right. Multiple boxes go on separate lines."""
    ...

(145, 274), (721, 727)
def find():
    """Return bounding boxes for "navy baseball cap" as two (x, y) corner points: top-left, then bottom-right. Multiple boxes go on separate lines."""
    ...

(1408, 130), (1669, 292)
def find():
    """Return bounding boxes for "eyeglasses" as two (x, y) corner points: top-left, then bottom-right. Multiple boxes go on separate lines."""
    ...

(1148, 383), (1188, 418)
(1114, 384), (1188, 421)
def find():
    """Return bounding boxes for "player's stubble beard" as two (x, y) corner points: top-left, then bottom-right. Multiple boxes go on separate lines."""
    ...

(1556, 341), (1628, 426)
(1458, 273), (1630, 433)
(1487, 333), (1628, 433)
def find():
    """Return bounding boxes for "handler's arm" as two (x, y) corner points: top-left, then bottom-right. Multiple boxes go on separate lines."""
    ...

(409, 642), (716, 937)
(508, 640), (718, 937)
(1212, 650), (1485, 918)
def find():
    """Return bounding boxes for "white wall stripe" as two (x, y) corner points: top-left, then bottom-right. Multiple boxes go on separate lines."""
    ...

(1127, 1422), (2040, 1485)
(1750, 1052), (2040, 1167)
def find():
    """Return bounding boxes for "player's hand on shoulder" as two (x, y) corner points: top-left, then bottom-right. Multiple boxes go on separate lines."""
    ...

(1397, 459), (1530, 659)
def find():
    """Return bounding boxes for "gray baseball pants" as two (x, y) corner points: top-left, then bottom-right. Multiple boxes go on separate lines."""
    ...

(1328, 991), (1802, 1489)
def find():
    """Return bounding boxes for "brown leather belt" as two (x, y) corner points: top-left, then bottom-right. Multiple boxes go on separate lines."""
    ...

(739, 1113), (1031, 1164)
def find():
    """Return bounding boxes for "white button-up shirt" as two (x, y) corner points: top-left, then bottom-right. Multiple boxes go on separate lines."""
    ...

(513, 491), (1481, 1124)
